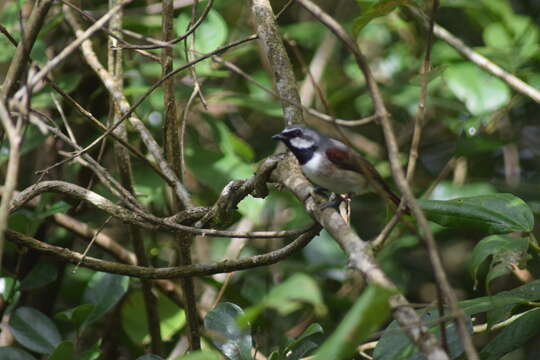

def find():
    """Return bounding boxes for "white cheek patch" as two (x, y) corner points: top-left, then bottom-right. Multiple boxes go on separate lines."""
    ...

(290, 137), (313, 149)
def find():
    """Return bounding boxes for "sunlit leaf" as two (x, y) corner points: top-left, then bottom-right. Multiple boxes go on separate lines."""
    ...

(316, 285), (395, 360)
(445, 62), (510, 115)
(418, 193), (534, 234)
(353, 0), (412, 35)
(122, 290), (185, 345)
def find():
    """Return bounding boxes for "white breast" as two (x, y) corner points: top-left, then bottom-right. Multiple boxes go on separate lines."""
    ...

(301, 152), (367, 194)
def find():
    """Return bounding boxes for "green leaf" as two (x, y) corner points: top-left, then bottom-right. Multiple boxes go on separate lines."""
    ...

(0, 347), (36, 360)
(37, 201), (72, 219)
(174, 9), (228, 76)
(285, 323), (323, 352)
(264, 273), (326, 316)
(374, 307), (472, 360)
(481, 308), (540, 360)
(483, 22), (513, 49)
(445, 62), (510, 115)
(418, 193), (534, 234)
(79, 341), (101, 360)
(122, 290), (185, 345)
(315, 285), (395, 360)
(285, 323), (323, 360)
(429, 181), (496, 201)
(55, 304), (95, 328)
(240, 274), (326, 326)
(49, 341), (75, 360)
(204, 302), (252, 360)
(470, 235), (528, 290)
(353, 0), (411, 35)
(136, 356), (164, 360)
(282, 22), (326, 48)
(20, 263), (58, 291)
(455, 136), (508, 156)
(459, 279), (540, 317)
(9, 307), (61, 354)
(82, 272), (129, 326)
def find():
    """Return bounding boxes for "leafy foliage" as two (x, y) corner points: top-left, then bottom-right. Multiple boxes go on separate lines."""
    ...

(1, 0), (540, 359)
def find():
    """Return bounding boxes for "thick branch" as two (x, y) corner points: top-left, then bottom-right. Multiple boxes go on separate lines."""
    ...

(251, 0), (303, 125)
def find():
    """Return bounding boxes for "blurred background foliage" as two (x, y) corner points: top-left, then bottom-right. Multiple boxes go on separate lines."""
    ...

(1, 0), (540, 359)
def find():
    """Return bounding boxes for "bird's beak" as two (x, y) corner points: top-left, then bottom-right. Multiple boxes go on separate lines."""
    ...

(272, 133), (285, 141)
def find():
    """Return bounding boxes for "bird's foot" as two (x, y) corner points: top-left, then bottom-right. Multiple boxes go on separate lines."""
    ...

(320, 193), (343, 211)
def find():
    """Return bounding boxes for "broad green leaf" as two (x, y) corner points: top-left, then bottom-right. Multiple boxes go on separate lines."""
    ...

(20, 263), (58, 291)
(316, 285), (395, 360)
(0, 347), (36, 360)
(49, 341), (75, 360)
(9, 307), (61, 354)
(374, 307), (472, 360)
(483, 22), (512, 49)
(264, 273), (326, 316)
(481, 308), (540, 360)
(204, 302), (252, 360)
(470, 235), (528, 290)
(418, 193), (534, 234)
(82, 272), (129, 326)
(241, 274), (326, 325)
(445, 62), (510, 115)
(459, 279), (540, 317)
(174, 9), (228, 76)
(353, 0), (411, 35)
(122, 290), (185, 345)
(55, 304), (95, 328)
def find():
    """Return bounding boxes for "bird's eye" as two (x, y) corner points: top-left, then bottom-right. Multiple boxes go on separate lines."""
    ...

(290, 129), (301, 137)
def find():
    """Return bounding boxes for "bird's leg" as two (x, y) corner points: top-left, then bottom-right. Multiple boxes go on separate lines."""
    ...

(303, 186), (330, 203)
(320, 192), (343, 211)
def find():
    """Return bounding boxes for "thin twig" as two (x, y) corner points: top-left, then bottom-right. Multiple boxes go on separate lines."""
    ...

(0, 103), (23, 272)
(0, 0), (54, 99)
(406, 0), (439, 183)
(13, 0), (133, 97)
(120, 0), (214, 50)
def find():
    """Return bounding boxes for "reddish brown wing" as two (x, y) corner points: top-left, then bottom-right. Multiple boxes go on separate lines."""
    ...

(325, 147), (402, 208)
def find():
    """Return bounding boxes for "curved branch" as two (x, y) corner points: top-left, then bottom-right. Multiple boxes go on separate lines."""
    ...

(10, 180), (314, 239)
(5, 226), (320, 279)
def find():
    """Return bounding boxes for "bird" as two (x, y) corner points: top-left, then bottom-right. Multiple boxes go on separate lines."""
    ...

(272, 125), (403, 209)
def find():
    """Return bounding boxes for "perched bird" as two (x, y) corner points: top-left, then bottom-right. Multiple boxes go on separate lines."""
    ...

(272, 125), (403, 208)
